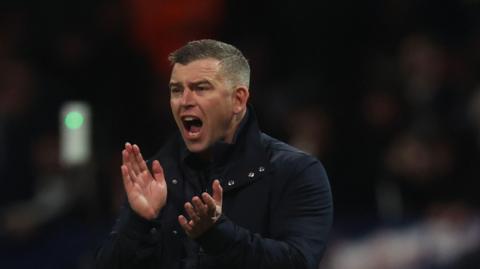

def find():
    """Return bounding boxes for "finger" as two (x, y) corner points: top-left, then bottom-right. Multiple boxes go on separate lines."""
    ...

(127, 163), (140, 184)
(133, 144), (148, 172)
(126, 143), (141, 175)
(123, 145), (136, 175)
(152, 160), (165, 183)
(125, 142), (133, 153)
(121, 165), (133, 191)
(202, 192), (217, 216)
(123, 149), (135, 173)
(185, 202), (200, 223)
(123, 149), (139, 180)
(192, 196), (208, 216)
(122, 149), (128, 165)
(129, 152), (141, 175)
(212, 180), (223, 205)
(178, 215), (192, 233)
(123, 147), (132, 167)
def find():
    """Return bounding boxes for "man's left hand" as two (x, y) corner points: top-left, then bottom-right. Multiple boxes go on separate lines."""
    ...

(178, 179), (223, 238)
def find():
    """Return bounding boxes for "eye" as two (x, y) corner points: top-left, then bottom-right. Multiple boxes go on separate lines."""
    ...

(194, 84), (212, 92)
(195, 85), (206, 91)
(170, 87), (182, 94)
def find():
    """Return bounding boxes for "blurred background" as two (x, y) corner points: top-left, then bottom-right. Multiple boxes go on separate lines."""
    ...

(1, 0), (480, 268)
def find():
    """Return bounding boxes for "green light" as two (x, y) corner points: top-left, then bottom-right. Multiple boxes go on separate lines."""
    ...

(65, 111), (84, 129)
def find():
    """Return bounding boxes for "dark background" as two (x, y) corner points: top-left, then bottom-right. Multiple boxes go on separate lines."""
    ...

(1, 0), (480, 268)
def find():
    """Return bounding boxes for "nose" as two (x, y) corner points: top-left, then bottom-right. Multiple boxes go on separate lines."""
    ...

(180, 88), (195, 107)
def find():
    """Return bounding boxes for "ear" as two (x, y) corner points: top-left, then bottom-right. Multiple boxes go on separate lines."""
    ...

(232, 86), (249, 114)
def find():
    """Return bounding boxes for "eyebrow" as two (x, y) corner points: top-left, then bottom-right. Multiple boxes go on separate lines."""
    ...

(168, 82), (182, 89)
(190, 80), (213, 86)
(169, 79), (213, 90)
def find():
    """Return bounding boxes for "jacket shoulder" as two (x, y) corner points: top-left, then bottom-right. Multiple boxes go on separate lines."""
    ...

(260, 133), (321, 171)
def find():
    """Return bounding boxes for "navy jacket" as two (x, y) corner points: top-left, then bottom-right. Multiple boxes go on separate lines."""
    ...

(96, 107), (333, 269)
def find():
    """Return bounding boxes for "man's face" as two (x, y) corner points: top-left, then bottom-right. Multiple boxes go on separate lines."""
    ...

(169, 58), (237, 154)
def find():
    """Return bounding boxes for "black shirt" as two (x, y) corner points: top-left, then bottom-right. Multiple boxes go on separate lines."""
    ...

(178, 111), (249, 268)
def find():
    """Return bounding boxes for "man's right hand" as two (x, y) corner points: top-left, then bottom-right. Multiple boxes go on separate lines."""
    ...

(121, 142), (167, 220)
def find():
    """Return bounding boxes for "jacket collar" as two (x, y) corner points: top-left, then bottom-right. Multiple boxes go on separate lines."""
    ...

(179, 107), (250, 166)
(155, 104), (270, 192)
(215, 104), (270, 192)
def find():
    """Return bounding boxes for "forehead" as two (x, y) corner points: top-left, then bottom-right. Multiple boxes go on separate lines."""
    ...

(170, 58), (222, 83)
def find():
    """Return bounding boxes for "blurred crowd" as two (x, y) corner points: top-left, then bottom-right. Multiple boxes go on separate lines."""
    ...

(1, 0), (480, 268)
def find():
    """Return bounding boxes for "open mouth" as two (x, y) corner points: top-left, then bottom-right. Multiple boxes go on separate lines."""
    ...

(182, 116), (203, 138)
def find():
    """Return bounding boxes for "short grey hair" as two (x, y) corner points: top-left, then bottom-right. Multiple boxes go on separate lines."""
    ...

(168, 39), (250, 88)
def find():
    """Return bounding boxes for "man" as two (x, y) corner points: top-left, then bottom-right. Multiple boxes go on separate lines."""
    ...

(96, 39), (333, 269)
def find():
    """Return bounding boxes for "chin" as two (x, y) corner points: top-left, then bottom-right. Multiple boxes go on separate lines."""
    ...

(184, 140), (209, 153)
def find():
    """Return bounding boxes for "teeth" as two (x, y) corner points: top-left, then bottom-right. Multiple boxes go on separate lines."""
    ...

(183, 116), (196, 121)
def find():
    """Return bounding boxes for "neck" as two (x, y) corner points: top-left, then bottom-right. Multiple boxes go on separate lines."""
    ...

(224, 109), (247, 144)
(196, 150), (213, 162)
(197, 108), (247, 161)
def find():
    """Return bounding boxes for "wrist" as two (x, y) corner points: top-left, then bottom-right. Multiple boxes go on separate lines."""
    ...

(196, 214), (234, 254)
(131, 203), (164, 221)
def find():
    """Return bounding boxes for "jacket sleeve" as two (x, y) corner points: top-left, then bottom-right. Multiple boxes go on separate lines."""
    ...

(95, 203), (163, 269)
(196, 158), (333, 269)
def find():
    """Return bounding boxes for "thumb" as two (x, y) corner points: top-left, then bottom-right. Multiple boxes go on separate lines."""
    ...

(152, 160), (165, 182)
(212, 179), (223, 205)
